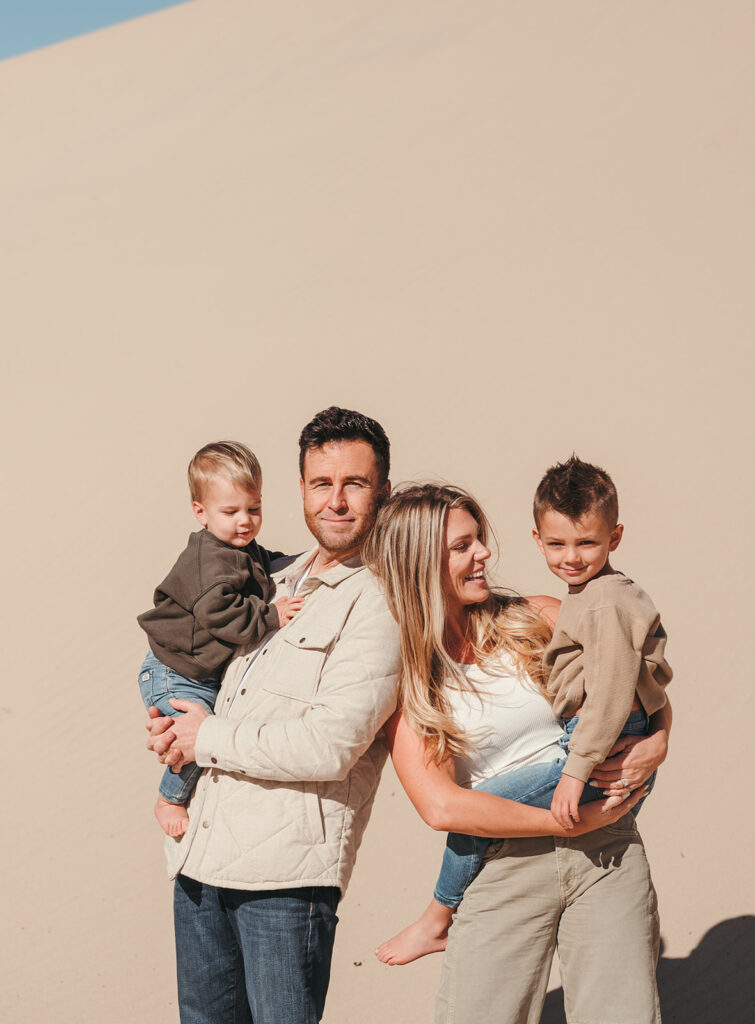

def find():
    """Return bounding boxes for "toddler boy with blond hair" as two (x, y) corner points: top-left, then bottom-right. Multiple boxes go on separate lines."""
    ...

(137, 441), (301, 836)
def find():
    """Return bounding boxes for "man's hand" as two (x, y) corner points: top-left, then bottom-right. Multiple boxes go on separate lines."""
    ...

(588, 730), (667, 796)
(146, 700), (210, 771)
(550, 773), (585, 829)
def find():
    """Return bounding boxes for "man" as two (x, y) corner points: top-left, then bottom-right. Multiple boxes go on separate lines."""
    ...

(147, 407), (400, 1024)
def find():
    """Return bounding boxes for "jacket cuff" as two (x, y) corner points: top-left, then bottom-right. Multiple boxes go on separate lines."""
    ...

(195, 715), (242, 772)
(264, 603), (280, 631)
(562, 751), (596, 784)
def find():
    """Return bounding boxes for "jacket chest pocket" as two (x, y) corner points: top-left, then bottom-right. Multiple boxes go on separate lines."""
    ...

(258, 625), (338, 704)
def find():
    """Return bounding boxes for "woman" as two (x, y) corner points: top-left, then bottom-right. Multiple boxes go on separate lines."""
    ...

(364, 484), (669, 1024)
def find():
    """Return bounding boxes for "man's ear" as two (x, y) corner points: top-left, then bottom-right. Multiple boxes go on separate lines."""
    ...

(532, 527), (545, 555)
(192, 501), (208, 528)
(609, 523), (624, 551)
(299, 477), (305, 499)
(380, 478), (392, 500)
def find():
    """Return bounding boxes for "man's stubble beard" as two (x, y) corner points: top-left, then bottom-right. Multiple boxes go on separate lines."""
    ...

(304, 494), (383, 559)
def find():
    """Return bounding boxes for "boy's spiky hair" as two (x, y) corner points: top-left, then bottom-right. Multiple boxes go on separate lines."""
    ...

(533, 455), (619, 527)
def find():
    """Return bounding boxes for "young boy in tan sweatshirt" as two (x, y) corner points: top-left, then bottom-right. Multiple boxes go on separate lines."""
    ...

(532, 454), (672, 828)
(375, 455), (671, 966)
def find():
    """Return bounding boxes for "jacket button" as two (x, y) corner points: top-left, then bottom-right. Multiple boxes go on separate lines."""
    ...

(202, 821), (210, 829)
(299, 637), (306, 643)
(212, 775), (218, 783)
(211, 757), (217, 764)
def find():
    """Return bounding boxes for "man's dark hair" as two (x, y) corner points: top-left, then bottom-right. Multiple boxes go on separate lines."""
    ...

(298, 406), (391, 484)
(533, 454), (619, 528)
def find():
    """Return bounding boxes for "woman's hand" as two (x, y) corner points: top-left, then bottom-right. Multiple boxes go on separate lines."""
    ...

(588, 733), (665, 794)
(588, 699), (671, 797)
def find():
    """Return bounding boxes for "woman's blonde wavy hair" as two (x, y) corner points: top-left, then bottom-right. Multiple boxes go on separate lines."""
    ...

(364, 483), (553, 764)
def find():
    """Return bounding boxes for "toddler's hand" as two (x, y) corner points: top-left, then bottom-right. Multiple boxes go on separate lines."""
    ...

(550, 774), (585, 830)
(274, 595), (304, 625)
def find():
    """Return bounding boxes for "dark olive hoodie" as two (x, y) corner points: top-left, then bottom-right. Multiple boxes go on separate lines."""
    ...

(137, 530), (283, 681)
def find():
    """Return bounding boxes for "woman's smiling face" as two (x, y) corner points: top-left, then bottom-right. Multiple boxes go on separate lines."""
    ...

(442, 507), (491, 617)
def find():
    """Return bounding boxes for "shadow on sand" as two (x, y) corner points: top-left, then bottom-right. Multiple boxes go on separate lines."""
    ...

(540, 916), (755, 1024)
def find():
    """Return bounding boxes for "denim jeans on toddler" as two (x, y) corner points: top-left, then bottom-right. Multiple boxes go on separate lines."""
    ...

(433, 709), (656, 908)
(138, 649), (221, 805)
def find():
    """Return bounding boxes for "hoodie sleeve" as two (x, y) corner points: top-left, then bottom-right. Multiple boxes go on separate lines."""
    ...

(562, 603), (645, 783)
(192, 580), (280, 647)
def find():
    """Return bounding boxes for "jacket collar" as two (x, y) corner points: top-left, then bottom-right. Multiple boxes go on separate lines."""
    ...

(278, 547), (365, 591)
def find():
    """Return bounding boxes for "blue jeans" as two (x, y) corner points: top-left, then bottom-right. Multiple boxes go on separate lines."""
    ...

(138, 650), (220, 804)
(173, 875), (340, 1024)
(433, 710), (656, 908)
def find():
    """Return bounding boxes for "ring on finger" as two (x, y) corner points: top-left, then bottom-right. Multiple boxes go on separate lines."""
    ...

(619, 777), (628, 787)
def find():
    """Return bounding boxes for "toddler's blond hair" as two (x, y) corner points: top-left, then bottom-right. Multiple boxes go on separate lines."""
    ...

(188, 441), (262, 502)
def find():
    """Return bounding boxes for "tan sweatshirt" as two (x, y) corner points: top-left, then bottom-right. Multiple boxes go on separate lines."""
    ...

(543, 571), (672, 783)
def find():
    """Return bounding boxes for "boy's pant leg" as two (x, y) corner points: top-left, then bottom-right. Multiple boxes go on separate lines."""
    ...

(174, 875), (339, 1024)
(138, 652), (219, 804)
(159, 760), (206, 805)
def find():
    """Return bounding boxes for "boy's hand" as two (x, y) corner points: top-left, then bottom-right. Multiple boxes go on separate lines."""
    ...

(274, 595), (304, 626)
(563, 785), (647, 836)
(550, 774), (585, 829)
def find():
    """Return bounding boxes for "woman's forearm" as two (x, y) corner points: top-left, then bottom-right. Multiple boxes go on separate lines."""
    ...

(387, 711), (638, 840)
(419, 777), (560, 836)
(418, 770), (641, 838)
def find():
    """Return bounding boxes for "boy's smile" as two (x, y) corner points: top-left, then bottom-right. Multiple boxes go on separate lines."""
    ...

(533, 509), (623, 588)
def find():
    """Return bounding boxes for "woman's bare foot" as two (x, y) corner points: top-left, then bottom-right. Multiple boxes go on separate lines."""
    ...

(375, 899), (454, 965)
(154, 796), (189, 837)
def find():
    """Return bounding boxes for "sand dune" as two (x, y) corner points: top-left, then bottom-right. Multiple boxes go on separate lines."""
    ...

(2, 2), (753, 1020)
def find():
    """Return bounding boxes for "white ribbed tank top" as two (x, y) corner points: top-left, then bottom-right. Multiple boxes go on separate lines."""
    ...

(446, 654), (563, 790)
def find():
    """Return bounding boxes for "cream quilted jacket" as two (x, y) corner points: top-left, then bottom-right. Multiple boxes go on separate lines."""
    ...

(164, 550), (400, 895)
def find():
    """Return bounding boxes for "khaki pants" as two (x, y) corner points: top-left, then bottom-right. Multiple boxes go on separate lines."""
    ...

(435, 816), (661, 1024)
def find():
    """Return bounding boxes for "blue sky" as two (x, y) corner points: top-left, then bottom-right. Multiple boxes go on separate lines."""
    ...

(0, 0), (190, 61)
